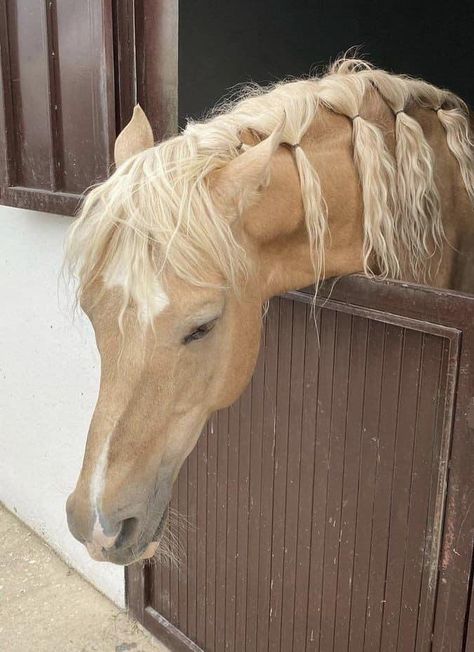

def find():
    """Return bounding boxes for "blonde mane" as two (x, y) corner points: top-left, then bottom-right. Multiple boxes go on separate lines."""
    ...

(66, 58), (473, 311)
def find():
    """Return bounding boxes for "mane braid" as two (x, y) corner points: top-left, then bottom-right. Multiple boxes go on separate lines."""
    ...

(362, 69), (444, 280)
(66, 58), (474, 315)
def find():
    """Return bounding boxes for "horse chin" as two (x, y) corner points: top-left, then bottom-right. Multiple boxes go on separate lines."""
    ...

(138, 504), (169, 561)
(140, 541), (159, 560)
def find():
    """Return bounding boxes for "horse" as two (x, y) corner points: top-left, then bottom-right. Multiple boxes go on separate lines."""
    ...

(64, 58), (473, 565)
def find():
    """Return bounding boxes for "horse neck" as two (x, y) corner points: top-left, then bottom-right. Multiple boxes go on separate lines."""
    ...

(242, 113), (366, 302)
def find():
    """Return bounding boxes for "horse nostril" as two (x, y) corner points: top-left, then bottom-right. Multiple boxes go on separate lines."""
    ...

(114, 517), (139, 550)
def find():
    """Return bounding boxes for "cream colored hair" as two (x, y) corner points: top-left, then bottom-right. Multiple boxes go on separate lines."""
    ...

(66, 58), (473, 311)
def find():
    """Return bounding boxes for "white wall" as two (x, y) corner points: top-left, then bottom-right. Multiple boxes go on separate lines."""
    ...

(0, 206), (124, 606)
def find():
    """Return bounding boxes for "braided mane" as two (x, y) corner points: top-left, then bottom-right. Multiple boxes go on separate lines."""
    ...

(66, 58), (473, 313)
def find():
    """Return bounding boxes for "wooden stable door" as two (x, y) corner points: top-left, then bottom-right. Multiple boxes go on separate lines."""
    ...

(127, 277), (474, 651)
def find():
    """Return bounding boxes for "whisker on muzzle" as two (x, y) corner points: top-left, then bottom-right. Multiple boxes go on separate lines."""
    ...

(167, 506), (196, 532)
(146, 510), (191, 568)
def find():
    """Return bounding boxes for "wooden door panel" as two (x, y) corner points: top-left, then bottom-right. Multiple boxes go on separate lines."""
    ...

(127, 277), (473, 651)
(54, 0), (115, 195)
(5, 1), (53, 190)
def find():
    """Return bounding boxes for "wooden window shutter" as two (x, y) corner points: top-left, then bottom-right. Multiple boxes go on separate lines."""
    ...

(0, 0), (177, 217)
(0, 0), (116, 215)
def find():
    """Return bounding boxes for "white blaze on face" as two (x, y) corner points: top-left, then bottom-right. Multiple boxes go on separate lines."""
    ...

(104, 265), (170, 322)
(138, 280), (169, 322)
(87, 267), (169, 549)
(98, 265), (169, 488)
(89, 432), (116, 548)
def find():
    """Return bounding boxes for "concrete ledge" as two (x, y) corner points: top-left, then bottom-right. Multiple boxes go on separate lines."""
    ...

(0, 504), (168, 652)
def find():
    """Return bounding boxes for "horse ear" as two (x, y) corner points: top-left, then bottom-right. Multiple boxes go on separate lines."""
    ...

(114, 104), (154, 167)
(209, 117), (285, 215)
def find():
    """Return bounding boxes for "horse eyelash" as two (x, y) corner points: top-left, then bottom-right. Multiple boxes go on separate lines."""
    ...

(182, 319), (217, 345)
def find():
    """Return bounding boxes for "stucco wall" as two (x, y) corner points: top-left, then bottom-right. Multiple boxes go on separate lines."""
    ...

(0, 206), (124, 606)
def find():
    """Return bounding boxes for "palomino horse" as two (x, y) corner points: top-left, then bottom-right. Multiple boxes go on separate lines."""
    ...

(65, 59), (473, 565)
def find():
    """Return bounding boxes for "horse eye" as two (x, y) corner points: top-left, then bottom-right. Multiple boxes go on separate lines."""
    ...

(183, 319), (216, 345)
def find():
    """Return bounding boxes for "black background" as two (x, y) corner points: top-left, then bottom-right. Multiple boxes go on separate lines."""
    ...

(178, 0), (473, 125)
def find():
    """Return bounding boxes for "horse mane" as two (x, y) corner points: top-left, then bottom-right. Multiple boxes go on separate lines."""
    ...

(66, 57), (474, 312)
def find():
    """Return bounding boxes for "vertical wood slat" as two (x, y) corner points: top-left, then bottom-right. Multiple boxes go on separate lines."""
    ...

(291, 309), (321, 652)
(111, 0), (136, 132)
(214, 409), (228, 650)
(415, 339), (450, 651)
(348, 319), (386, 652)
(243, 326), (266, 651)
(306, 308), (337, 650)
(319, 310), (352, 651)
(205, 416), (217, 650)
(256, 300), (280, 651)
(112, 0), (178, 141)
(398, 335), (444, 650)
(0, 0), (14, 188)
(128, 277), (472, 651)
(169, 477), (179, 627)
(195, 424), (207, 647)
(54, 0), (115, 194)
(125, 560), (145, 623)
(372, 329), (422, 650)
(233, 374), (252, 651)
(135, 0), (178, 141)
(464, 563), (474, 652)
(279, 301), (307, 652)
(268, 299), (294, 650)
(431, 335), (473, 650)
(45, 0), (63, 192)
(3, 1), (54, 189)
(363, 324), (404, 650)
(186, 422), (198, 643)
(177, 456), (188, 633)
(223, 400), (240, 651)
(333, 315), (369, 650)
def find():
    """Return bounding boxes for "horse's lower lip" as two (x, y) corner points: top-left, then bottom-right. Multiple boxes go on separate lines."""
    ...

(90, 505), (170, 565)
(126, 508), (168, 563)
(141, 541), (159, 559)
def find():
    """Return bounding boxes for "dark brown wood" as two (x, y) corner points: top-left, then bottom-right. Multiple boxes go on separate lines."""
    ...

(333, 315), (369, 651)
(0, 0), (14, 189)
(399, 335), (446, 650)
(135, 0), (178, 141)
(243, 331), (265, 651)
(195, 422), (208, 647)
(465, 558), (474, 651)
(256, 301), (280, 651)
(112, 0), (137, 133)
(377, 329), (423, 649)
(127, 275), (473, 651)
(280, 300), (306, 652)
(319, 310), (352, 650)
(214, 408), (228, 650)
(268, 299), (293, 650)
(0, 0), (116, 215)
(347, 319), (386, 652)
(0, 0), (178, 215)
(125, 559), (145, 623)
(143, 606), (202, 652)
(293, 309), (322, 652)
(0, 186), (80, 215)
(205, 416), (217, 650)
